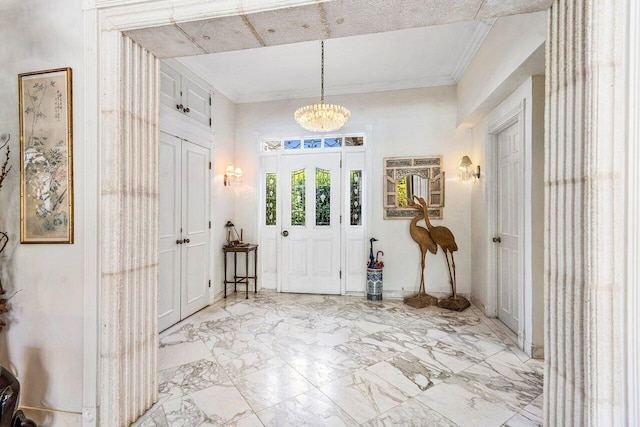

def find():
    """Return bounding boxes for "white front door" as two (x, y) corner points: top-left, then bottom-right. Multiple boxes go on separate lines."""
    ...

(497, 122), (521, 333)
(281, 153), (341, 294)
(180, 141), (210, 318)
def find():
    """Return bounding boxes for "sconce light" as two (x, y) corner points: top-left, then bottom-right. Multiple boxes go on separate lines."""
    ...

(458, 156), (481, 181)
(224, 165), (243, 187)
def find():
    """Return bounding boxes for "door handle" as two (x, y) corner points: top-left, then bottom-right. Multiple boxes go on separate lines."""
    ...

(492, 236), (501, 243)
(184, 238), (191, 243)
(176, 239), (183, 244)
(282, 230), (289, 237)
(183, 107), (191, 113)
(176, 104), (183, 110)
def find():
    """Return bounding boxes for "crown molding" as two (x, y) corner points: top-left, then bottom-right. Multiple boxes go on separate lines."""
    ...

(232, 75), (456, 104)
(451, 18), (496, 82)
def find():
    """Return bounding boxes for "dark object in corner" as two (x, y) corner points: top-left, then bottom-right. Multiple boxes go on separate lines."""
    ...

(0, 366), (36, 427)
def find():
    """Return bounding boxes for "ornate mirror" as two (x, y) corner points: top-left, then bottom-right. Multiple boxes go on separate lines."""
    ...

(383, 156), (445, 219)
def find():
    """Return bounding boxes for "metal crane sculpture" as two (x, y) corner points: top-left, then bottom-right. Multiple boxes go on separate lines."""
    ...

(403, 197), (438, 308)
(414, 196), (469, 311)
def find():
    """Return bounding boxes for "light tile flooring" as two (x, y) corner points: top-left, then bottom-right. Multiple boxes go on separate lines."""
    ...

(134, 292), (543, 427)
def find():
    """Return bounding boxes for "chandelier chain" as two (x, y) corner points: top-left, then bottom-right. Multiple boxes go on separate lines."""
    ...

(321, 40), (325, 104)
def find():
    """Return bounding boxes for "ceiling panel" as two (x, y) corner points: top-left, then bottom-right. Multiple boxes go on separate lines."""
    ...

(178, 21), (489, 103)
(477, 0), (553, 18)
(177, 15), (264, 53)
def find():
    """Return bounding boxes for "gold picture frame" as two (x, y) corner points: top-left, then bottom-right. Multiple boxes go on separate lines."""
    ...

(19, 67), (73, 244)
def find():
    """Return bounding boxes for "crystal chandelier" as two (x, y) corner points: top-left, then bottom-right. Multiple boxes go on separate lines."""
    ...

(294, 41), (351, 132)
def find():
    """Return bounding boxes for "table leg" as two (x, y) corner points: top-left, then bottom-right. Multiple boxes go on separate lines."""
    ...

(254, 247), (258, 293)
(245, 250), (249, 299)
(234, 252), (237, 293)
(224, 251), (227, 298)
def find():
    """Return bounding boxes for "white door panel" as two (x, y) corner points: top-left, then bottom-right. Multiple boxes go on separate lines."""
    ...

(158, 133), (181, 331)
(182, 77), (211, 127)
(181, 142), (210, 318)
(160, 65), (182, 111)
(497, 122), (520, 333)
(282, 153), (341, 294)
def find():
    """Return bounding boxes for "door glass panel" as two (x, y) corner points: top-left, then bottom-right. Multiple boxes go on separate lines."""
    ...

(304, 139), (322, 149)
(266, 173), (277, 226)
(350, 170), (362, 226)
(263, 141), (283, 151)
(324, 137), (342, 148)
(344, 136), (364, 146)
(291, 169), (306, 226)
(315, 168), (331, 226)
(284, 140), (301, 150)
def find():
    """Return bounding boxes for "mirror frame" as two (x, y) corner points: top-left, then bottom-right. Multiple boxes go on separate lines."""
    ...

(383, 156), (445, 220)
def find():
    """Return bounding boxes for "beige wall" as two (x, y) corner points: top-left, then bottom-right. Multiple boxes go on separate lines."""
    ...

(0, 0), (86, 424)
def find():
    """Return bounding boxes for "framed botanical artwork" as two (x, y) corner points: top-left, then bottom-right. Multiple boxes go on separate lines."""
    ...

(19, 68), (73, 244)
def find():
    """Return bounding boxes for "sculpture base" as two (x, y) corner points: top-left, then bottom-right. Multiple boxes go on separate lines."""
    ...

(403, 293), (438, 308)
(437, 296), (471, 312)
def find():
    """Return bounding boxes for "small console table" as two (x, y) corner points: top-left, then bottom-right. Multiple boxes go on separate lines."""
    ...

(223, 244), (258, 299)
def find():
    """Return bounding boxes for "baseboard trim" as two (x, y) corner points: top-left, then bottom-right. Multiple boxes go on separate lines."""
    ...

(20, 406), (82, 426)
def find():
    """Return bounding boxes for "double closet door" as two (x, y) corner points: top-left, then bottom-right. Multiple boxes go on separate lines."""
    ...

(159, 132), (211, 331)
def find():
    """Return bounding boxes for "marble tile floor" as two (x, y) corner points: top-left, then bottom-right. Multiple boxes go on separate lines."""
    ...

(133, 292), (543, 427)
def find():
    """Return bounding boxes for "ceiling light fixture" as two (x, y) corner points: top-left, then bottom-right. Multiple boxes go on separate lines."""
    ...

(294, 40), (351, 132)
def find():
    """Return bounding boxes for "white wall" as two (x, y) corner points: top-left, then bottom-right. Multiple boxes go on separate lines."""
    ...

(469, 76), (545, 356)
(457, 12), (546, 128)
(234, 86), (473, 297)
(210, 91), (237, 300)
(0, 0), (85, 424)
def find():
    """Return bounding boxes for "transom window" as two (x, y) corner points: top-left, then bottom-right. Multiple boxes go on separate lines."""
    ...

(262, 136), (364, 152)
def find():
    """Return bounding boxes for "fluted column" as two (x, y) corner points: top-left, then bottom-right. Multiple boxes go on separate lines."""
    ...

(545, 1), (627, 425)
(99, 31), (159, 426)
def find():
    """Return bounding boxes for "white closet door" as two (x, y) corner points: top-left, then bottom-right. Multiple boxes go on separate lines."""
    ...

(181, 141), (210, 318)
(158, 132), (182, 331)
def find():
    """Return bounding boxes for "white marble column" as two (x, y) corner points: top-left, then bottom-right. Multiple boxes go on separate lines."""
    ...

(99, 31), (159, 426)
(545, 0), (628, 425)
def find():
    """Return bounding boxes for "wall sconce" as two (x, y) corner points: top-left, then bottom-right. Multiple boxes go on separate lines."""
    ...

(224, 165), (243, 187)
(458, 156), (481, 181)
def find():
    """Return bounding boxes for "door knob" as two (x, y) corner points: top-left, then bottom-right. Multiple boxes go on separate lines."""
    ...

(184, 238), (191, 243)
(282, 230), (289, 237)
(176, 239), (183, 244)
(183, 107), (191, 113)
(492, 236), (501, 243)
(176, 104), (183, 110)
